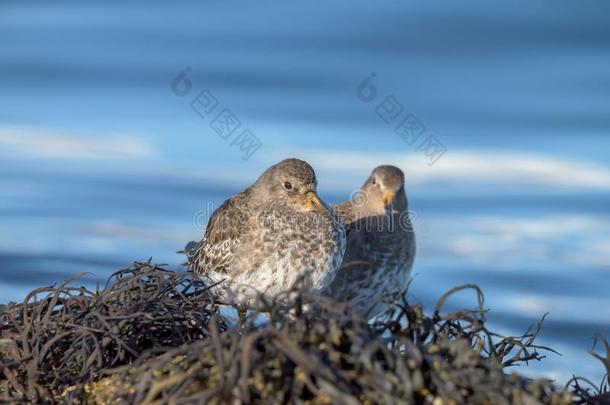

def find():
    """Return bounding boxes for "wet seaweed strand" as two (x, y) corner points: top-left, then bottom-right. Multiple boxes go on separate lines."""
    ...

(0, 262), (608, 404)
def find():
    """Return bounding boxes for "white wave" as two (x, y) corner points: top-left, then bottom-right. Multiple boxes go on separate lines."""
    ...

(473, 216), (610, 238)
(3, 127), (610, 192)
(85, 221), (191, 243)
(301, 150), (610, 190)
(0, 126), (156, 160)
(503, 295), (610, 324)
(421, 215), (610, 268)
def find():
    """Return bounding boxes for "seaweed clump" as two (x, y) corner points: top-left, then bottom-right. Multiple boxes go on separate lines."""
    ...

(0, 262), (606, 404)
(567, 335), (610, 404)
(0, 262), (221, 402)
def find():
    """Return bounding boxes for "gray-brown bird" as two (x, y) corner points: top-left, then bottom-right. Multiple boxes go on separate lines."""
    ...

(325, 165), (416, 319)
(191, 158), (346, 311)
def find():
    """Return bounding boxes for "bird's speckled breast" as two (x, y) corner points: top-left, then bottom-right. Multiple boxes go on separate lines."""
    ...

(327, 212), (416, 318)
(213, 209), (346, 307)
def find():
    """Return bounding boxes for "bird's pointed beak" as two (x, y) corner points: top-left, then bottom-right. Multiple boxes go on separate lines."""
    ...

(383, 191), (395, 212)
(383, 191), (395, 228)
(303, 190), (326, 212)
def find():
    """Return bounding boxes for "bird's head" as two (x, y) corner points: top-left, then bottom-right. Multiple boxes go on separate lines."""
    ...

(253, 158), (328, 213)
(358, 165), (407, 216)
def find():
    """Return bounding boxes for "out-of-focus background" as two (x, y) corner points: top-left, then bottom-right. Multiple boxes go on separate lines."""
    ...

(1, 0), (609, 383)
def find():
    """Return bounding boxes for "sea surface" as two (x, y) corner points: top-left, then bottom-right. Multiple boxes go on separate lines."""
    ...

(1, 0), (609, 384)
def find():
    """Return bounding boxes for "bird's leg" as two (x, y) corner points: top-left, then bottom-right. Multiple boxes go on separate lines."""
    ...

(237, 306), (248, 329)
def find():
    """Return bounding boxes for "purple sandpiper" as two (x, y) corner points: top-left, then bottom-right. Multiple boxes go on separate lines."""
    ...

(190, 158), (346, 311)
(325, 165), (416, 319)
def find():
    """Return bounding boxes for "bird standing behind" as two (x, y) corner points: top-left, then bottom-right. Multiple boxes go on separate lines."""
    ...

(191, 159), (346, 311)
(325, 166), (416, 319)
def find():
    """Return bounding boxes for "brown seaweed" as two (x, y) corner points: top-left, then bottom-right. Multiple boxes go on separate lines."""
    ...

(0, 262), (604, 404)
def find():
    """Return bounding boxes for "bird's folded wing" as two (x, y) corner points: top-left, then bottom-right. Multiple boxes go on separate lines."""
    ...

(193, 194), (251, 276)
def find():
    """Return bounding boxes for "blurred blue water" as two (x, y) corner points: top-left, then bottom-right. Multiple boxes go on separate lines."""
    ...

(1, 0), (609, 384)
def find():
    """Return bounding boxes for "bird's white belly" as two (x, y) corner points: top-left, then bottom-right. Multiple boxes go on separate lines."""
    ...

(210, 238), (342, 307)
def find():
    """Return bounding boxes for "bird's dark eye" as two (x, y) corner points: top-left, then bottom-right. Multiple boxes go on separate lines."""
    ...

(372, 177), (376, 185)
(283, 181), (293, 190)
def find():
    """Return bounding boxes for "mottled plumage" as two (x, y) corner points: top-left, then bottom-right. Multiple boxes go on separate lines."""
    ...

(191, 159), (346, 309)
(326, 166), (416, 319)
